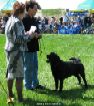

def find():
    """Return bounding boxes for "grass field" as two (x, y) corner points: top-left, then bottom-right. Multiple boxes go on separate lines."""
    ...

(42, 9), (62, 17)
(0, 34), (94, 106)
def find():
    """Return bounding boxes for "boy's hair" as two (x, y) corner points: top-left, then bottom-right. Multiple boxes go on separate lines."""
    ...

(25, 0), (41, 12)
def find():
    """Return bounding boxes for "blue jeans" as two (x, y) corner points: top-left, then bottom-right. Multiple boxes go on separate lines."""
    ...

(23, 51), (39, 89)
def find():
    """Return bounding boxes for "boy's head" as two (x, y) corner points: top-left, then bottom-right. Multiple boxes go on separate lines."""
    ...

(25, 0), (41, 17)
(25, 0), (41, 11)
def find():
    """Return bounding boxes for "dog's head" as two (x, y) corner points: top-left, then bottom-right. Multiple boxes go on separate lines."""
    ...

(46, 52), (60, 63)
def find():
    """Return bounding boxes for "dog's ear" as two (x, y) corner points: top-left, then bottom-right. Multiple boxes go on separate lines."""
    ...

(57, 55), (60, 60)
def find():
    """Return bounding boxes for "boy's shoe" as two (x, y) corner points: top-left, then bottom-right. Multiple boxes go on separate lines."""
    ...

(35, 85), (46, 90)
(25, 85), (46, 90)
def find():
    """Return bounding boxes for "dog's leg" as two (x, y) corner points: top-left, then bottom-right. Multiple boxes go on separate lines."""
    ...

(82, 76), (88, 89)
(76, 75), (81, 85)
(54, 78), (58, 91)
(59, 79), (63, 91)
(80, 73), (88, 89)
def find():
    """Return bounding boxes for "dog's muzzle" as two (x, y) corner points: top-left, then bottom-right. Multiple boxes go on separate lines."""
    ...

(46, 55), (50, 63)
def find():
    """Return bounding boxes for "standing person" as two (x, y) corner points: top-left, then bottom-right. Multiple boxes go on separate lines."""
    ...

(23, 0), (45, 90)
(5, 1), (33, 103)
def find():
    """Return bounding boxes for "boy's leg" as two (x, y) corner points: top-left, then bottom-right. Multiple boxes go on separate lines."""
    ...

(24, 52), (32, 89)
(31, 52), (39, 88)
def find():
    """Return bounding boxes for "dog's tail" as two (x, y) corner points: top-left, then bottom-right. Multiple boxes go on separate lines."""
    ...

(69, 57), (81, 64)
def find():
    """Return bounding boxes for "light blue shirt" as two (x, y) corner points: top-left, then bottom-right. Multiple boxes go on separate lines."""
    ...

(5, 15), (31, 51)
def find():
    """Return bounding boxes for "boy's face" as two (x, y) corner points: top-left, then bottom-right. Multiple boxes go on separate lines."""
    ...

(29, 5), (38, 16)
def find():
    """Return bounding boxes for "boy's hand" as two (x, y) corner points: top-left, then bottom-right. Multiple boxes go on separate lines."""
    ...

(34, 33), (42, 39)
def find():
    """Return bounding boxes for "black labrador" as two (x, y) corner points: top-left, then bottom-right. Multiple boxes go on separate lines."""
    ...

(46, 52), (88, 91)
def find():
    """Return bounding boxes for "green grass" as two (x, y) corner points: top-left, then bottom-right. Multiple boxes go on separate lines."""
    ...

(0, 34), (94, 106)
(42, 9), (62, 17)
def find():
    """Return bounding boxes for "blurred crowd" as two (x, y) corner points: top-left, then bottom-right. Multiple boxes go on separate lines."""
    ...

(0, 10), (94, 34)
(0, 13), (11, 34)
(37, 10), (94, 34)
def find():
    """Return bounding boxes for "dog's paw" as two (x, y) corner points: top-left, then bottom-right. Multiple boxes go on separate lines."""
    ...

(52, 90), (58, 92)
(59, 90), (62, 92)
(85, 85), (88, 89)
(81, 84), (88, 90)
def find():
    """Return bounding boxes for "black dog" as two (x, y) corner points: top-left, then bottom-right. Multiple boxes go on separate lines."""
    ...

(46, 52), (88, 91)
